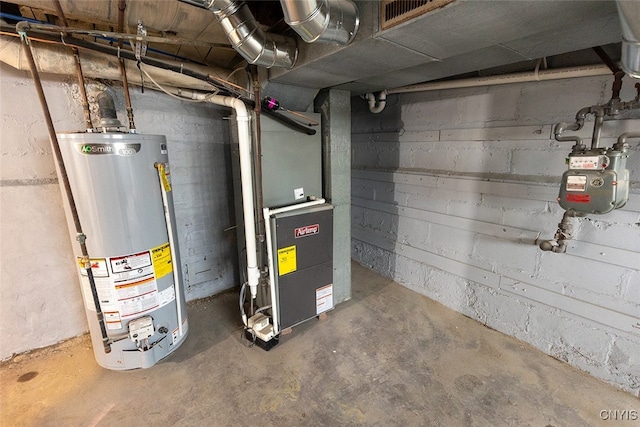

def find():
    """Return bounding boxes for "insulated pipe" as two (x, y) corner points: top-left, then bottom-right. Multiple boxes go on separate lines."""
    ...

(207, 0), (297, 69)
(280, 0), (359, 45)
(3, 26), (241, 95)
(387, 65), (613, 95)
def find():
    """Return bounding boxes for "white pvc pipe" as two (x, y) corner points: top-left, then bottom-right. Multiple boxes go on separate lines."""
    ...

(200, 95), (261, 299)
(150, 87), (261, 300)
(366, 90), (387, 113)
(268, 198), (326, 215)
(262, 207), (279, 334)
(156, 164), (184, 337)
(387, 64), (613, 94)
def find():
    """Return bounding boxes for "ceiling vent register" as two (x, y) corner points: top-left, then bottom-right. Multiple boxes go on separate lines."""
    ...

(380, 0), (456, 30)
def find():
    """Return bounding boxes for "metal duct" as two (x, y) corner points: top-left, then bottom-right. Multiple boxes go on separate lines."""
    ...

(207, 0), (297, 68)
(280, 0), (359, 45)
(616, 1), (640, 78)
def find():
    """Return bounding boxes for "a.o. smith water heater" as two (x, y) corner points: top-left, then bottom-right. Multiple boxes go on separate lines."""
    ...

(57, 131), (188, 370)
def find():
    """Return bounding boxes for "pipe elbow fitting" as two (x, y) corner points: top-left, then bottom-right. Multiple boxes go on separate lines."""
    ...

(539, 240), (557, 251)
(366, 90), (387, 114)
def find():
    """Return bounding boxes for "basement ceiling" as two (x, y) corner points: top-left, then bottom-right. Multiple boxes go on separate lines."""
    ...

(1, 0), (625, 94)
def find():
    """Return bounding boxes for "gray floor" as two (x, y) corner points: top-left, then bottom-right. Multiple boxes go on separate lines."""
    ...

(1, 262), (637, 426)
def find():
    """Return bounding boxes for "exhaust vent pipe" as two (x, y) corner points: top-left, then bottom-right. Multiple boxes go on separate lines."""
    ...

(207, 0), (297, 69)
(280, 0), (359, 45)
(617, 1), (640, 78)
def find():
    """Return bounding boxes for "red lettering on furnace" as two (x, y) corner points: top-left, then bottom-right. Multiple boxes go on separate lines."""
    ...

(295, 224), (319, 238)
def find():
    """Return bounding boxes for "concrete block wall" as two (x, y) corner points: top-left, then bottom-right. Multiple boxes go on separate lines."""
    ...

(351, 75), (640, 396)
(0, 64), (237, 360)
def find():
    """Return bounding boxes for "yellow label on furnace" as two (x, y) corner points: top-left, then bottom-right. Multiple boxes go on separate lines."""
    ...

(151, 242), (173, 279)
(277, 245), (297, 276)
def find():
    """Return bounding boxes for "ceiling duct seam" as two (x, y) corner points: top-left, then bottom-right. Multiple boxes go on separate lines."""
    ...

(207, 0), (297, 68)
(280, 0), (359, 45)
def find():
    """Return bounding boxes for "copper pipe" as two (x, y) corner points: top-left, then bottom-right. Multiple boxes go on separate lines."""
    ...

(118, 0), (136, 131)
(52, 0), (93, 130)
(18, 30), (111, 353)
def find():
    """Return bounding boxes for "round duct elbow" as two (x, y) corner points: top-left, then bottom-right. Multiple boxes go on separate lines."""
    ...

(281, 0), (359, 45)
(209, 0), (297, 68)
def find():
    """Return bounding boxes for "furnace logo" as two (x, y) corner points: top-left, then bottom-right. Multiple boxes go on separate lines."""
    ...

(295, 224), (319, 238)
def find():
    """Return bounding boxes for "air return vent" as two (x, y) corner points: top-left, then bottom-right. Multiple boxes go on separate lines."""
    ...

(380, 0), (456, 30)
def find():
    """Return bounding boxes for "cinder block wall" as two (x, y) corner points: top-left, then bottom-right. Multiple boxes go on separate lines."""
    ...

(351, 75), (640, 396)
(0, 64), (237, 360)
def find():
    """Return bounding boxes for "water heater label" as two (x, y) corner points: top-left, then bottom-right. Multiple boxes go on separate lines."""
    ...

(277, 245), (297, 276)
(316, 284), (333, 315)
(565, 175), (587, 192)
(110, 251), (152, 274)
(295, 224), (319, 238)
(78, 248), (162, 328)
(151, 242), (173, 279)
(158, 285), (176, 308)
(79, 258), (109, 278)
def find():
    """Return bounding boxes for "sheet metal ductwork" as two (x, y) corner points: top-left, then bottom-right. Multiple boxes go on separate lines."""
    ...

(617, 1), (640, 78)
(280, 0), (359, 45)
(207, 0), (297, 68)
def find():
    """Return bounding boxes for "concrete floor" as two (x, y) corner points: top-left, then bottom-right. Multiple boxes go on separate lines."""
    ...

(1, 262), (638, 426)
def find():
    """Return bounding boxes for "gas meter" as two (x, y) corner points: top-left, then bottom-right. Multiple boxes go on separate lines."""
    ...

(559, 144), (630, 214)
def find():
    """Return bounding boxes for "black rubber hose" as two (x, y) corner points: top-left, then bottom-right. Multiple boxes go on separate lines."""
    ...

(261, 108), (316, 135)
(10, 22), (255, 108)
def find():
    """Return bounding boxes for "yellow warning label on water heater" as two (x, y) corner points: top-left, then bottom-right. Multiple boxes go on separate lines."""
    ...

(277, 245), (297, 276)
(152, 242), (173, 279)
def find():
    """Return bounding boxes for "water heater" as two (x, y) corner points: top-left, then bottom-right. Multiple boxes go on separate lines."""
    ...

(57, 131), (188, 370)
